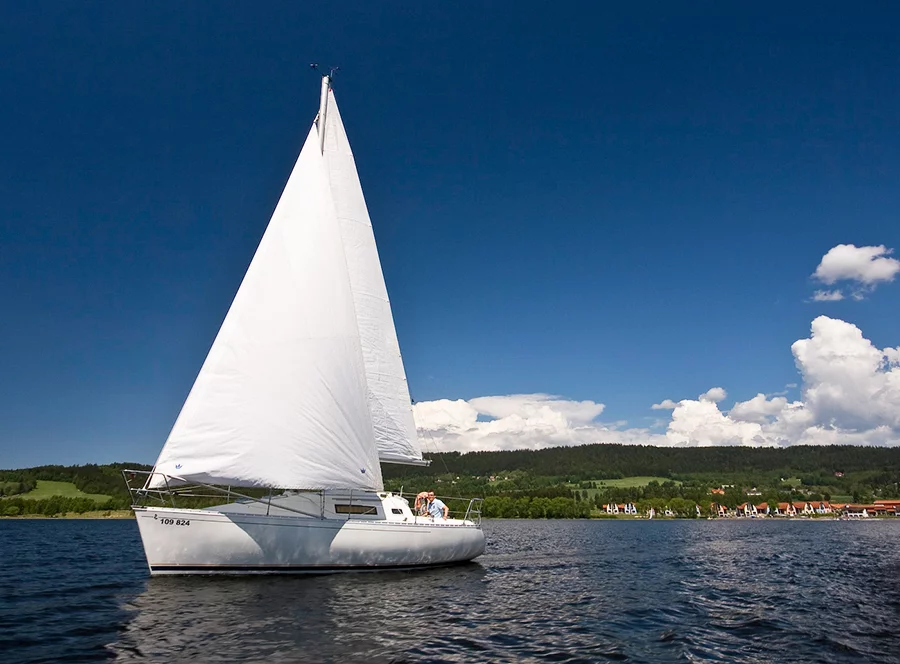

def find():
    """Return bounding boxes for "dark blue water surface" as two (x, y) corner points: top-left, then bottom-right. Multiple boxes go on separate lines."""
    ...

(2, 519), (900, 663)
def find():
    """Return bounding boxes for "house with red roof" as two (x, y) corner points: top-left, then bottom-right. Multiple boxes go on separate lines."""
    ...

(874, 500), (900, 515)
(793, 501), (814, 515)
(809, 501), (832, 514)
(710, 502), (727, 518)
(845, 504), (870, 518)
(736, 502), (756, 517)
(602, 502), (638, 515)
(774, 502), (797, 516)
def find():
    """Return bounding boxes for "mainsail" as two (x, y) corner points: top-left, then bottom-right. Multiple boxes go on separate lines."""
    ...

(321, 87), (426, 466)
(148, 124), (383, 491)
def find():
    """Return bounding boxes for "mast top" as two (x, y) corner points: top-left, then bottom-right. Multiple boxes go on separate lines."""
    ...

(309, 63), (340, 80)
(310, 64), (338, 153)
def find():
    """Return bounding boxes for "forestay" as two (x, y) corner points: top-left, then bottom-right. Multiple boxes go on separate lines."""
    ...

(148, 125), (383, 491)
(321, 89), (425, 465)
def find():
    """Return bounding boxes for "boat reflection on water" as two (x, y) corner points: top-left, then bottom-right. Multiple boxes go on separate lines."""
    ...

(107, 562), (488, 662)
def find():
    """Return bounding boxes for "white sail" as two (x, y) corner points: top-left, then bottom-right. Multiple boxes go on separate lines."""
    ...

(321, 88), (425, 465)
(148, 125), (383, 491)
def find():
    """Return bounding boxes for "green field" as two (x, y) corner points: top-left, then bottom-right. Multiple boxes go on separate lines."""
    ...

(593, 476), (682, 488)
(570, 476), (683, 500)
(10, 480), (112, 502)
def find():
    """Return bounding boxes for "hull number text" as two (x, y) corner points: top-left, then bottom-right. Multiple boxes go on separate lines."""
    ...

(154, 514), (190, 526)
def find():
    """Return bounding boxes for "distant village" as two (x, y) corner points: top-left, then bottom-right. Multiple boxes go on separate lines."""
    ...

(602, 490), (900, 519)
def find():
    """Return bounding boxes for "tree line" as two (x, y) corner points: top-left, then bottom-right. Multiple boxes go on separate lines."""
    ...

(5, 444), (900, 518)
(382, 444), (900, 482)
(2, 496), (132, 517)
(0, 463), (151, 498)
(0, 480), (36, 497)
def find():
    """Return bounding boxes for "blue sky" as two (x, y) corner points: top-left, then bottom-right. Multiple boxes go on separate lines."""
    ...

(2, 2), (900, 467)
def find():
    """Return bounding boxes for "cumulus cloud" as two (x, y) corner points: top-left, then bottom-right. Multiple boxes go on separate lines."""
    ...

(413, 317), (900, 451)
(886, 347), (900, 366)
(657, 316), (900, 447)
(666, 397), (769, 446)
(413, 393), (666, 453)
(811, 244), (900, 300)
(468, 394), (605, 423)
(699, 387), (727, 403)
(814, 244), (900, 284)
(729, 393), (790, 424)
(791, 316), (900, 432)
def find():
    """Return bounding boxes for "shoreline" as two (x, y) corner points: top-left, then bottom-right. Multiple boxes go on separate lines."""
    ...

(1, 510), (135, 520)
(1, 511), (894, 521)
(4, 514), (892, 521)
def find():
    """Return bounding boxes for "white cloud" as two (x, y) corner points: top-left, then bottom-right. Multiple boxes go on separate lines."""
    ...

(729, 393), (790, 424)
(413, 393), (666, 453)
(791, 316), (900, 432)
(666, 398), (769, 446)
(812, 289), (844, 302)
(412, 398), (479, 431)
(657, 316), (900, 447)
(699, 387), (727, 403)
(468, 394), (604, 423)
(413, 317), (900, 451)
(886, 347), (900, 366)
(812, 244), (900, 299)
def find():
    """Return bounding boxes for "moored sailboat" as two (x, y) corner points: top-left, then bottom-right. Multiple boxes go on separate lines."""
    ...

(125, 74), (484, 575)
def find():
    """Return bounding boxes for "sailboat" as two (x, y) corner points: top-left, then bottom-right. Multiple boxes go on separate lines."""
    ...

(125, 74), (485, 575)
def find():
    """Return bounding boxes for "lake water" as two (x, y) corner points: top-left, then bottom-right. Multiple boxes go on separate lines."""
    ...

(2, 518), (899, 663)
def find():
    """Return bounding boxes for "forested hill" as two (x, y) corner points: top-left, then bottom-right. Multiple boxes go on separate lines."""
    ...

(4, 445), (900, 488)
(0, 463), (151, 499)
(0, 444), (900, 488)
(0, 462), (153, 517)
(382, 444), (900, 483)
(3, 446), (900, 518)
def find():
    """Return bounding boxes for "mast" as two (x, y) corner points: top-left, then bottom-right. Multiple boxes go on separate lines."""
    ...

(318, 77), (429, 467)
(318, 75), (331, 154)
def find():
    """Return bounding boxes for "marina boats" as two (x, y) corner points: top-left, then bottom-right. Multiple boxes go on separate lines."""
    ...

(125, 74), (485, 575)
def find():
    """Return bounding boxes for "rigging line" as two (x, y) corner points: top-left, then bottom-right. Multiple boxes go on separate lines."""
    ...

(309, 63), (340, 79)
(421, 426), (452, 476)
(411, 394), (452, 474)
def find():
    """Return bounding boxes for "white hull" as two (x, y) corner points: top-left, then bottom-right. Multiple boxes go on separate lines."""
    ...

(135, 496), (485, 575)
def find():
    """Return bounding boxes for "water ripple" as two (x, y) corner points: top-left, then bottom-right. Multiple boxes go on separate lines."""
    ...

(2, 519), (900, 662)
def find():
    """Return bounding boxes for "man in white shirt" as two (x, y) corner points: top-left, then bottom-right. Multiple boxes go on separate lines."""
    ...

(426, 491), (449, 520)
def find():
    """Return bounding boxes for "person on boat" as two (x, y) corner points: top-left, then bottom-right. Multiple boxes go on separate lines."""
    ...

(414, 491), (429, 516)
(425, 491), (449, 520)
